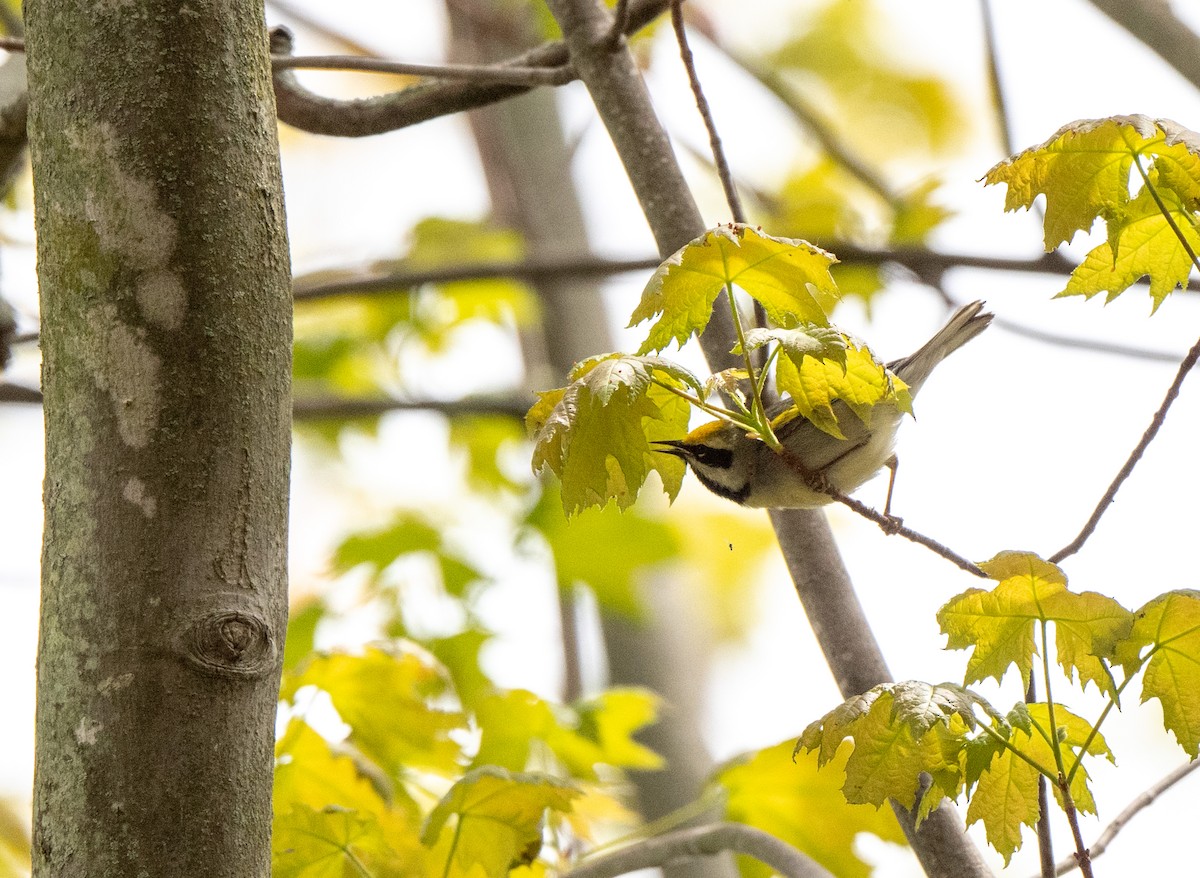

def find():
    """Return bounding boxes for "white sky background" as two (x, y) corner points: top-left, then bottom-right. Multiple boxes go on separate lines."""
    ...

(5, 0), (1200, 874)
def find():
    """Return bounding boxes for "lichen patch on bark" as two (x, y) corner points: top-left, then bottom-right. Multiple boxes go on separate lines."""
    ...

(121, 476), (156, 517)
(69, 123), (188, 330)
(83, 303), (162, 448)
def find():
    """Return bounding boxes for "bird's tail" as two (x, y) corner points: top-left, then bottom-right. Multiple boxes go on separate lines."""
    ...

(888, 301), (992, 394)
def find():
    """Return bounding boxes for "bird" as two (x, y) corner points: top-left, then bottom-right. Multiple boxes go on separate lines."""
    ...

(653, 301), (992, 510)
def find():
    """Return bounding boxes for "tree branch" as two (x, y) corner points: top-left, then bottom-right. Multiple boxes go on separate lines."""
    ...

(270, 0), (670, 137)
(564, 823), (835, 878)
(544, 0), (991, 874)
(0, 381), (39, 403)
(1050, 330), (1200, 562)
(1083, 0), (1200, 94)
(291, 394), (527, 420)
(271, 52), (575, 87)
(1046, 759), (1200, 876)
(291, 247), (1078, 301)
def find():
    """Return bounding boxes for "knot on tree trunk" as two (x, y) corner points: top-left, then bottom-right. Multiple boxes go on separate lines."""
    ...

(181, 610), (276, 678)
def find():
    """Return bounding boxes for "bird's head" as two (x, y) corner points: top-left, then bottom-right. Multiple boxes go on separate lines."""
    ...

(653, 420), (755, 505)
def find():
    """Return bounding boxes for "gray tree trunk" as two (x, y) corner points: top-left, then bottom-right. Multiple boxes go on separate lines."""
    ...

(445, 10), (736, 878)
(26, 3), (291, 876)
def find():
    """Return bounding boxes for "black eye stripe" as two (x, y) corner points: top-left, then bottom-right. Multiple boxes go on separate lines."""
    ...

(690, 445), (733, 469)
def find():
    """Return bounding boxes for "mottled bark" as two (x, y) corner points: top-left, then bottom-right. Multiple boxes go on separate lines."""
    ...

(26, 3), (291, 876)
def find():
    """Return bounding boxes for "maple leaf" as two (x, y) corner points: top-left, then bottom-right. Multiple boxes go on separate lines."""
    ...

(966, 704), (1111, 864)
(938, 551), (1134, 696)
(1060, 178), (1200, 310)
(985, 116), (1200, 308)
(984, 115), (1200, 247)
(420, 767), (579, 878)
(629, 224), (840, 354)
(1111, 590), (1200, 757)
(471, 687), (661, 781)
(273, 804), (424, 878)
(798, 681), (1001, 816)
(274, 718), (406, 819)
(774, 340), (910, 439)
(715, 740), (906, 878)
(282, 646), (467, 777)
(527, 354), (696, 515)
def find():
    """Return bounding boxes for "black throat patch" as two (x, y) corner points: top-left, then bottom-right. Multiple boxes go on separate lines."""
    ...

(689, 465), (750, 505)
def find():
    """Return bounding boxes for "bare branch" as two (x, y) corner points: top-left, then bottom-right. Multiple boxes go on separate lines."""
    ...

(774, 444), (986, 578)
(293, 395), (527, 421)
(271, 52), (574, 87)
(292, 247), (1077, 302)
(1083, 0), (1200, 94)
(564, 823), (835, 878)
(669, 1), (744, 223)
(1050, 331), (1200, 562)
(0, 381), (39, 403)
(270, 0), (670, 137)
(1047, 760), (1200, 877)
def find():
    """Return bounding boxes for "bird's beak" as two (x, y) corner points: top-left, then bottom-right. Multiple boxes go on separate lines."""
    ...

(651, 440), (687, 457)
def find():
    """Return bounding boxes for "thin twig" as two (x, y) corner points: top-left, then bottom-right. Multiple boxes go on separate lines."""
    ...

(1047, 156), (1200, 564)
(774, 445), (986, 577)
(271, 53), (574, 87)
(1050, 331), (1200, 562)
(830, 489), (986, 577)
(0, 381), (39, 403)
(292, 247), (1081, 302)
(606, 0), (632, 49)
(979, 0), (1015, 157)
(1026, 675), (1055, 878)
(1047, 760), (1200, 877)
(563, 823), (835, 878)
(291, 394), (528, 421)
(1058, 774), (1095, 878)
(669, 1), (744, 224)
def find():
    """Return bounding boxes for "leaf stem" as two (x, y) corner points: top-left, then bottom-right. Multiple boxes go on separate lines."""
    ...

(1065, 663), (1137, 787)
(722, 280), (778, 447)
(977, 721), (1058, 779)
(441, 816), (466, 878)
(1040, 622), (1070, 783)
(650, 377), (752, 427)
(1133, 153), (1200, 276)
(1058, 775), (1095, 878)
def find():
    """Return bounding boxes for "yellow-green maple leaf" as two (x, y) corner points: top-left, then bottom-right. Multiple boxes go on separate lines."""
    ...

(420, 768), (579, 878)
(274, 804), (424, 878)
(798, 682), (999, 814)
(984, 115), (1200, 248)
(528, 354), (693, 515)
(274, 718), (403, 818)
(283, 646), (466, 777)
(1112, 590), (1200, 757)
(715, 740), (906, 878)
(470, 687), (662, 781)
(629, 225), (839, 354)
(1060, 179), (1200, 310)
(966, 704), (1110, 864)
(938, 551), (1133, 696)
(774, 340), (909, 439)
